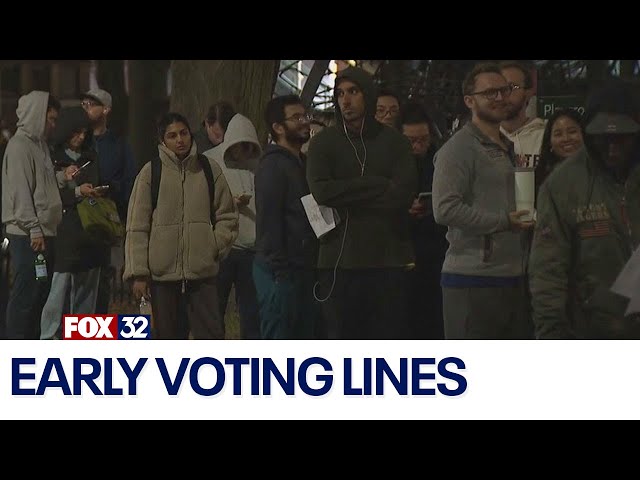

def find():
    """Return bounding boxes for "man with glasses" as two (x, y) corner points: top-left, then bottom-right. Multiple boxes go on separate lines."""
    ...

(499, 61), (546, 169)
(80, 88), (136, 314)
(432, 62), (535, 339)
(253, 95), (323, 339)
(306, 66), (416, 339)
(375, 87), (401, 130)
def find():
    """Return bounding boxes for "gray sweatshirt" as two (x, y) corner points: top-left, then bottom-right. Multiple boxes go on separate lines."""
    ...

(432, 123), (524, 277)
(203, 113), (260, 250)
(2, 91), (66, 239)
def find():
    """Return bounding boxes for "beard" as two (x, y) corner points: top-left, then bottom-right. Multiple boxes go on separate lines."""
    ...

(284, 124), (310, 146)
(503, 98), (527, 121)
(476, 103), (506, 125)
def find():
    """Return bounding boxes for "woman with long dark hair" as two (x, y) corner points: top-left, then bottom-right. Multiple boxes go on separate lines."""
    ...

(536, 108), (585, 194)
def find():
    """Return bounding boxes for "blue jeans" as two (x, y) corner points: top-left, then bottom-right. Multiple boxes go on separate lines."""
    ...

(252, 259), (322, 339)
(5, 234), (56, 339)
(40, 267), (101, 340)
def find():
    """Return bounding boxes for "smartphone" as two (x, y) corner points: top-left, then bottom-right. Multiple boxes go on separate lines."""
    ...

(94, 185), (110, 193)
(71, 160), (92, 177)
(418, 192), (432, 201)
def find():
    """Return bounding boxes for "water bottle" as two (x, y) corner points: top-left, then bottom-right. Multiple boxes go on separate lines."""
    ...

(35, 253), (48, 281)
(139, 295), (154, 338)
(139, 295), (152, 316)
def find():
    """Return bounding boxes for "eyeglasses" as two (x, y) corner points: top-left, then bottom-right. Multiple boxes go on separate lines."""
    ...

(81, 100), (100, 108)
(283, 113), (313, 124)
(468, 85), (513, 100)
(376, 107), (400, 117)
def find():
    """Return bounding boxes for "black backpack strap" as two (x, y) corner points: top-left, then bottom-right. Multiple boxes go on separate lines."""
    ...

(150, 156), (161, 212)
(198, 154), (216, 227)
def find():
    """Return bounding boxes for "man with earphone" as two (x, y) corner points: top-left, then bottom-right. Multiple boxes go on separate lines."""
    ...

(306, 66), (417, 340)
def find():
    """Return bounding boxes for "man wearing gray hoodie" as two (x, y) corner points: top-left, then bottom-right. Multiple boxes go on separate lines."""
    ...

(203, 113), (261, 340)
(432, 63), (535, 339)
(2, 91), (77, 339)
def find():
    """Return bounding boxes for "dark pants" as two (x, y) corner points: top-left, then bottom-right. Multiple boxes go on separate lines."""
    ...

(217, 248), (260, 339)
(318, 267), (409, 340)
(0, 246), (10, 339)
(407, 264), (445, 340)
(95, 265), (112, 314)
(5, 234), (56, 339)
(442, 281), (533, 339)
(253, 260), (324, 339)
(151, 277), (224, 339)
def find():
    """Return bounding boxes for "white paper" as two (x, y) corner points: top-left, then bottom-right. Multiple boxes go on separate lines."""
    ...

(300, 194), (340, 239)
(611, 246), (640, 315)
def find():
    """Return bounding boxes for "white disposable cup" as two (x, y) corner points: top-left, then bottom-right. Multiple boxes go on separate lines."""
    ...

(514, 168), (535, 222)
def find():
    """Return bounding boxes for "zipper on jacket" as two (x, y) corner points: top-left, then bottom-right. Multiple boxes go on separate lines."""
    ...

(180, 163), (186, 290)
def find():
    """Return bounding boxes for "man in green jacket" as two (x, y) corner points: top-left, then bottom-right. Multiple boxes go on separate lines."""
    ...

(306, 66), (417, 339)
(529, 79), (640, 339)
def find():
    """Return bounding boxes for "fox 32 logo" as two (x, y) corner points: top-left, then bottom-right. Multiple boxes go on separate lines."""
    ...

(62, 315), (151, 340)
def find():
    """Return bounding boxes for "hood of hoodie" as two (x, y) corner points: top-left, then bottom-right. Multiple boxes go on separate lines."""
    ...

(333, 66), (382, 139)
(503, 117), (547, 137)
(15, 90), (50, 140)
(50, 106), (92, 148)
(220, 113), (262, 171)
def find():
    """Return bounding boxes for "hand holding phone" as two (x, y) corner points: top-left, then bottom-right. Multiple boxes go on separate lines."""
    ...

(71, 160), (92, 178)
(93, 185), (110, 196)
(418, 192), (432, 202)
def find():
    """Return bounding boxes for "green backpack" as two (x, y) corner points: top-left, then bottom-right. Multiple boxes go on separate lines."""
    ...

(77, 196), (125, 246)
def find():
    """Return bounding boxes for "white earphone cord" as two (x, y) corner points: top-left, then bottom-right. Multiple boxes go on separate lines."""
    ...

(313, 115), (366, 302)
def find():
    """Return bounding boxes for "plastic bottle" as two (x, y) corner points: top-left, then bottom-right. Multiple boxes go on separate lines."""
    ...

(35, 254), (47, 281)
(139, 295), (154, 338)
(139, 296), (152, 316)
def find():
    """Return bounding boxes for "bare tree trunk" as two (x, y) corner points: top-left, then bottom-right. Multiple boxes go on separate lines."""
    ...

(169, 60), (279, 145)
(128, 60), (160, 172)
(96, 60), (128, 136)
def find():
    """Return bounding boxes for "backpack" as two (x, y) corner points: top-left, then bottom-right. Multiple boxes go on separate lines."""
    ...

(77, 196), (125, 246)
(150, 154), (216, 227)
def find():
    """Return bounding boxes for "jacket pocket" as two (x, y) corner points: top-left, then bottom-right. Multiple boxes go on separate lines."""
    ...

(187, 222), (216, 277)
(149, 224), (179, 275)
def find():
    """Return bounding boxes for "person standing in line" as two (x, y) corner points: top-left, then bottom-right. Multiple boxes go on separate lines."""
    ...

(306, 67), (417, 339)
(432, 62), (535, 339)
(204, 113), (262, 339)
(253, 95), (323, 339)
(124, 112), (238, 339)
(2, 91), (77, 339)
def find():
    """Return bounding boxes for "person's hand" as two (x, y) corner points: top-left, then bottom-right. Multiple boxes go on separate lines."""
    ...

(508, 210), (535, 232)
(408, 198), (428, 218)
(79, 183), (95, 197)
(30, 237), (45, 252)
(64, 165), (79, 181)
(234, 194), (251, 207)
(132, 278), (150, 301)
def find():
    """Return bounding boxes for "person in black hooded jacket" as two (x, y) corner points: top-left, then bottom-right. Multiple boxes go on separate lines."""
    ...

(306, 66), (417, 339)
(40, 106), (109, 339)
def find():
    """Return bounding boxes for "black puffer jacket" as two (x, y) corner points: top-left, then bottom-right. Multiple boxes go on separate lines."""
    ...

(51, 106), (109, 273)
